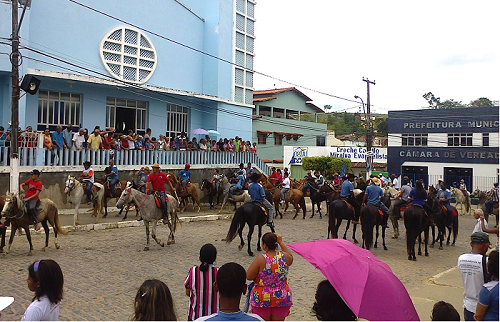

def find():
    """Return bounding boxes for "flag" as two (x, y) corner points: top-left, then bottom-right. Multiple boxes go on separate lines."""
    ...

(340, 163), (346, 177)
(366, 161), (371, 171)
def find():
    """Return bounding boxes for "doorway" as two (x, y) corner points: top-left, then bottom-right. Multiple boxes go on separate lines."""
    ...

(444, 167), (473, 191)
(115, 107), (136, 134)
(402, 166), (428, 187)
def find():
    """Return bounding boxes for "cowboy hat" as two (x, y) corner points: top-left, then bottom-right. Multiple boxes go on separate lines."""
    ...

(152, 163), (160, 168)
(371, 177), (381, 186)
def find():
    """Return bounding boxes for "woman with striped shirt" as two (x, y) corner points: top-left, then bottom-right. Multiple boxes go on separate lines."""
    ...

(184, 244), (219, 321)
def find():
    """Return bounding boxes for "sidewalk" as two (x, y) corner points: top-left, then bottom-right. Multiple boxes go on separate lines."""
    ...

(409, 266), (464, 320)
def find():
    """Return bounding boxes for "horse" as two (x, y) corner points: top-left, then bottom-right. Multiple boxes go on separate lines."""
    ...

(385, 186), (404, 239)
(404, 205), (431, 260)
(290, 178), (326, 218)
(95, 174), (137, 220)
(116, 182), (179, 251)
(218, 175), (250, 213)
(225, 202), (275, 256)
(450, 187), (470, 215)
(64, 175), (105, 226)
(264, 181), (306, 219)
(0, 193), (67, 255)
(0, 196), (6, 253)
(471, 189), (499, 227)
(361, 203), (389, 251)
(167, 172), (201, 213)
(327, 193), (364, 243)
(318, 181), (340, 215)
(427, 196), (459, 250)
(201, 179), (223, 209)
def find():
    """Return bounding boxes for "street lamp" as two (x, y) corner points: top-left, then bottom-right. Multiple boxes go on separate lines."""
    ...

(354, 95), (372, 179)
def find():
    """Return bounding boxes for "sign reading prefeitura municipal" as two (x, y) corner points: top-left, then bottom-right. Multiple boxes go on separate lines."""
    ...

(283, 146), (388, 165)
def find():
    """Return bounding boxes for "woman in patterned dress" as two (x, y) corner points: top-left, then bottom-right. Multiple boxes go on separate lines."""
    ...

(247, 233), (293, 321)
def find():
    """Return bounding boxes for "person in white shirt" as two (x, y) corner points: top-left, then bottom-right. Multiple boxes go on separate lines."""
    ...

(391, 174), (400, 189)
(472, 209), (488, 233)
(72, 128), (86, 150)
(22, 259), (64, 321)
(280, 172), (291, 204)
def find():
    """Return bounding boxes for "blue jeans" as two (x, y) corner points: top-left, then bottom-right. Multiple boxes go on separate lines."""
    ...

(281, 188), (289, 201)
(27, 199), (38, 223)
(302, 183), (312, 194)
(261, 199), (274, 224)
(229, 185), (242, 198)
(110, 178), (119, 196)
(486, 200), (497, 213)
(464, 308), (474, 321)
(441, 202), (453, 225)
(85, 181), (93, 202)
(378, 202), (390, 215)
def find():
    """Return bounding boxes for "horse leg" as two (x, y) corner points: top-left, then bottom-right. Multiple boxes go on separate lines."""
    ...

(24, 225), (34, 256)
(446, 226), (452, 245)
(144, 222), (151, 251)
(439, 227), (444, 250)
(382, 225), (388, 250)
(257, 225), (262, 252)
(74, 203), (80, 226)
(238, 226), (245, 251)
(310, 199), (315, 218)
(318, 202), (322, 219)
(103, 198), (108, 218)
(417, 232), (422, 257)
(352, 223), (359, 244)
(430, 225), (436, 248)
(341, 219), (347, 239)
(151, 221), (164, 247)
(374, 225), (379, 248)
(41, 220), (50, 251)
(424, 225), (429, 256)
(247, 224), (255, 256)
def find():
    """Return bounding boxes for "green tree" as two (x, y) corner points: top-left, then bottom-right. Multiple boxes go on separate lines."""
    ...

(301, 156), (351, 179)
(423, 92), (440, 108)
(437, 99), (466, 109)
(468, 97), (494, 107)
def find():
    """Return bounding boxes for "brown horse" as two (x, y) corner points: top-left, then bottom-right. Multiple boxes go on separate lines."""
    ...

(1, 193), (67, 255)
(167, 172), (201, 213)
(0, 196), (6, 253)
(264, 180), (306, 219)
(96, 178), (134, 219)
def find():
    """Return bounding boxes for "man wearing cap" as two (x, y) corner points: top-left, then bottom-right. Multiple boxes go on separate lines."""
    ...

(103, 159), (119, 196)
(178, 163), (191, 193)
(248, 172), (274, 227)
(340, 174), (361, 224)
(229, 170), (246, 201)
(79, 161), (94, 204)
(438, 182), (453, 228)
(458, 232), (491, 321)
(362, 177), (390, 223)
(135, 166), (150, 193)
(392, 178), (412, 220)
(20, 170), (43, 231)
(147, 163), (175, 224)
(391, 174), (400, 189)
(459, 179), (470, 204)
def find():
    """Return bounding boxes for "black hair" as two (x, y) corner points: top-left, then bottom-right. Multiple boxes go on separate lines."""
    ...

(28, 259), (64, 304)
(402, 179), (408, 185)
(262, 232), (278, 250)
(133, 279), (176, 321)
(199, 243), (217, 272)
(416, 180), (426, 199)
(216, 262), (246, 299)
(488, 250), (499, 280)
(494, 182), (498, 187)
(312, 280), (356, 321)
(431, 301), (460, 321)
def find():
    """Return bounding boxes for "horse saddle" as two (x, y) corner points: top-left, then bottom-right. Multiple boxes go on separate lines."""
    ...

(153, 191), (169, 208)
(341, 198), (354, 213)
(252, 201), (268, 217)
(439, 204), (458, 217)
(378, 208), (384, 217)
(400, 202), (411, 212)
(412, 204), (431, 219)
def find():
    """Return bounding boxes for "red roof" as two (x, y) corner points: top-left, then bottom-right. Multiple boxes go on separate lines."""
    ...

(253, 96), (277, 102)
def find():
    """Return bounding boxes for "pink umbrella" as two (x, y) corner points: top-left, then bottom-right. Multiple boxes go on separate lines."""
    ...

(288, 239), (419, 321)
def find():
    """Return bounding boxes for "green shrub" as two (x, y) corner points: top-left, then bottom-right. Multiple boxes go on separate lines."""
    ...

(301, 156), (351, 179)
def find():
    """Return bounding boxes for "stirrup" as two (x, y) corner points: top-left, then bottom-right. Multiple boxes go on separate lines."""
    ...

(352, 219), (360, 224)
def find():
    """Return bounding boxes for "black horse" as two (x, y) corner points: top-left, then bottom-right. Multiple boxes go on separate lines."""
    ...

(428, 197), (459, 249)
(308, 184), (327, 219)
(328, 193), (364, 243)
(404, 205), (431, 260)
(225, 202), (275, 256)
(361, 203), (389, 251)
(201, 179), (222, 209)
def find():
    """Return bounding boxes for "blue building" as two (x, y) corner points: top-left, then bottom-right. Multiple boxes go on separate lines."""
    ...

(0, 0), (255, 140)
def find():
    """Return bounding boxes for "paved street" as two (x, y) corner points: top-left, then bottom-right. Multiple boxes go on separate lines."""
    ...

(0, 205), (482, 321)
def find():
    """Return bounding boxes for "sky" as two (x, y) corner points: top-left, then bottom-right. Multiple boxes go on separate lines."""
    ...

(253, 0), (500, 114)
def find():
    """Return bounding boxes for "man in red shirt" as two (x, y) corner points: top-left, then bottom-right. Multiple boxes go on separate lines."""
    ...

(146, 163), (175, 224)
(20, 169), (42, 231)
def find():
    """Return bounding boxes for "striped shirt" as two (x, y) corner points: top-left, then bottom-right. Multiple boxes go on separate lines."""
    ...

(185, 264), (219, 321)
(490, 187), (499, 202)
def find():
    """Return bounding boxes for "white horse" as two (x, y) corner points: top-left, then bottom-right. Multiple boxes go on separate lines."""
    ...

(116, 182), (179, 251)
(383, 186), (400, 198)
(450, 187), (470, 214)
(64, 175), (104, 226)
(217, 176), (251, 213)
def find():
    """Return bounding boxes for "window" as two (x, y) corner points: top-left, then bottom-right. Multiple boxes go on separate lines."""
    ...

(402, 133), (428, 146)
(316, 135), (326, 146)
(259, 106), (271, 117)
(106, 97), (147, 133)
(274, 133), (283, 145)
(166, 104), (188, 139)
(234, 0), (255, 104)
(257, 132), (267, 145)
(448, 133), (472, 147)
(483, 133), (489, 147)
(38, 90), (81, 130)
(286, 110), (298, 120)
(273, 108), (284, 119)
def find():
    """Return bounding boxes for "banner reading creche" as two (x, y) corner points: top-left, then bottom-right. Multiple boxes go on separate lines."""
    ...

(285, 146), (388, 165)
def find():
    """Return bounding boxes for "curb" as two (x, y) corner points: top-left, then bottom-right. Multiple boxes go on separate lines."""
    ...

(4, 213), (234, 237)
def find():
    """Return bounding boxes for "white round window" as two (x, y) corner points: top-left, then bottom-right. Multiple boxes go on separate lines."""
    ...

(99, 26), (157, 84)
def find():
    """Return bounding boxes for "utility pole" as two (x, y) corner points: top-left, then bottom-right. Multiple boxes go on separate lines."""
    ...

(362, 77), (375, 177)
(11, 0), (20, 193)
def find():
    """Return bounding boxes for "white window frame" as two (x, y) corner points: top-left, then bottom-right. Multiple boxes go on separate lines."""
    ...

(106, 97), (147, 132)
(166, 104), (188, 138)
(38, 90), (81, 129)
(402, 133), (428, 147)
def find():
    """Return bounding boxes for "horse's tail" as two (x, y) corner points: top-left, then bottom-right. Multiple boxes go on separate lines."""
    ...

(225, 205), (245, 243)
(51, 203), (68, 235)
(453, 207), (459, 239)
(361, 206), (374, 249)
(328, 201), (336, 238)
(299, 197), (306, 218)
(404, 207), (418, 253)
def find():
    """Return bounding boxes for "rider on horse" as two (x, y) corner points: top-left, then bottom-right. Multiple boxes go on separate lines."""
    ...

(135, 166), (150, 193)
(248, 172), (275, 228)
(146, 163), (176, 225)
(279, 172), (291, 204)
(314, 171), (324, 188)
(269, 167), (280, 187)
(340, 173), (361, 224)
(437, 182), (453, 228)
(211, 169), (222, 193)
(103, 159), (119, 196)
(79, 161), (94, 204)
(362, 177), (390, 223)
(486, 182), (499, 215)
(228, 170), (245, 201)
(332, 172), (341, 190)
(178, 163), (191, 193)
(459, 179), (469, 204)
(393, 178), (412, 219)
(20, 169), (42, 231)
(302, 170), (316, 195)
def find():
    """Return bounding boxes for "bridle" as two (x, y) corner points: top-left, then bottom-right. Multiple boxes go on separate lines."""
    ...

(65, 177), (77, 196)
(2, 195), (25, 220)
(120, 188), (152, 211)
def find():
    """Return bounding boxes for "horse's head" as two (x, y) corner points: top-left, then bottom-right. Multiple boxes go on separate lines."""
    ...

(201, 179), (209, 191)
(167, 172), (177, 183)
(1, 192), (18, 218)
(471, 188), (482, 198)
(64, 175), (77, 195)
(116, 184), (134, 209)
